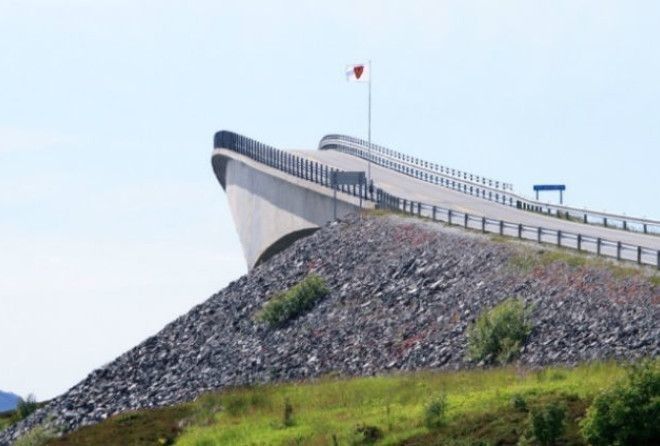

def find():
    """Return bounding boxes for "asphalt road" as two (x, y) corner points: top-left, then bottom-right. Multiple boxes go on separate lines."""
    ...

(294, 149), (660, 254)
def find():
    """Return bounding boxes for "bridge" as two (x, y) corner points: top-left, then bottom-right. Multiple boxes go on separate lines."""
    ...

(212, 131), (660, 270)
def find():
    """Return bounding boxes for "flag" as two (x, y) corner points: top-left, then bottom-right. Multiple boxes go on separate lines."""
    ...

(346, 63), (369, 82)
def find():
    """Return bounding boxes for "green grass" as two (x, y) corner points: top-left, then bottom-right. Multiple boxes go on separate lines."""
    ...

(173, 362), (627, 446)
(365, 208), (430, 221)
(35, 362), (648, 446)
(0, 414), (11, 432)
(508, 246), (660, 285)
(651, 275), (660, 287)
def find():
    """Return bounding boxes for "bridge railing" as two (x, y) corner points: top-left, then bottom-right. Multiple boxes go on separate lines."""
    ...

(376, 189), (660, 269)
(214, 130), (375, 201)
(320, 134), (521, 208)
(320, 134), (514, 191)
(320, 134), (660, 236)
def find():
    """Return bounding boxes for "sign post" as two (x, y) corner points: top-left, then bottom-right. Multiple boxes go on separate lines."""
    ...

(346, 62), (372, 183)
(330, 171), (367, 220)
(533, 184), (566, 204)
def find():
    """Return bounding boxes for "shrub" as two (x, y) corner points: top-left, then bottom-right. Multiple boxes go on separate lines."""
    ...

(354, 424), (383, 444)
(467, 297), (532, 364)
(283, 398), (295, 427)
(526, 402), (566, 446)
(257, 275), (329, 327)
(511, 394), (528, 412)
(580, 361), (659, 446)
(15, 394), (38, 421)
(424, 394), (448, 430)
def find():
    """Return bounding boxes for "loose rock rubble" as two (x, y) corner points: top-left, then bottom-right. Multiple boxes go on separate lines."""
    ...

(2, 215), (658, 444)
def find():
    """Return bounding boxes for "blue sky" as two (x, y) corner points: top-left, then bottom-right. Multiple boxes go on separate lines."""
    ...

(1, 0), (659, 399)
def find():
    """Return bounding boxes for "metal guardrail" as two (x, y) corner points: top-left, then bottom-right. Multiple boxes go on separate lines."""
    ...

(376, 189), (660, 269)
(320, 134), (525, 209)
(215, 130), (659, 269)
(214, 130), (373, 200)
(320, 134), (514, 191)
(319, 134), (660, 236)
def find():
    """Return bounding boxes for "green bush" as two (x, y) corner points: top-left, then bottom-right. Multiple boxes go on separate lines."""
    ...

(282, 398), (295, 427)
(15, 395), (38, 421)
(354, 424), (383, 444)
(424, 394), (448, 430)
(257, 275), (329, 327)
(511, 394), (528, 412)
(580, 361), (659, 446)
(467, 297), (532, 365)
(527, 402), (566, 446)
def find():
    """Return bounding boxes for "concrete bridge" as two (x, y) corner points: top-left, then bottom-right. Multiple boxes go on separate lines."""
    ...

(212, 131), (660, 270)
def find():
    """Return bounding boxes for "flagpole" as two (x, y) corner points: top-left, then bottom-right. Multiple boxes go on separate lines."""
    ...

(367, 59), (372, 183)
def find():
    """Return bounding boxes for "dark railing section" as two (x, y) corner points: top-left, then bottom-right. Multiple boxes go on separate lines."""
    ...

(214, 130), (374, 201)
(320, 134), (660, 236)
(215, 130), (659, 269)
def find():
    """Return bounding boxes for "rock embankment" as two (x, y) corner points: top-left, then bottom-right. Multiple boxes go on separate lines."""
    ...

(2, 214), (658, 444)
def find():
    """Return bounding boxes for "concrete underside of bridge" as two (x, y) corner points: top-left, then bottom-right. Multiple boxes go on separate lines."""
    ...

(212, 149), (370, 269)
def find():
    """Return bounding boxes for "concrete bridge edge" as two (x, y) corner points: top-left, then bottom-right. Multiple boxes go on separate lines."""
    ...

(212, 149), (370, 269)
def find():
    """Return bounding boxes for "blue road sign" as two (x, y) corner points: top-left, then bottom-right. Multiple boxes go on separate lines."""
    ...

(533, 184), (566, 203)
(533, 184), (566, 192)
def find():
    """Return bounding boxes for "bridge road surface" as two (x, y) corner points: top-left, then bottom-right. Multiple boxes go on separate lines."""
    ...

(293, 149), (660, 259)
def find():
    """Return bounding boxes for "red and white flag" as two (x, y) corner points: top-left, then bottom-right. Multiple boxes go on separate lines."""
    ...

(346, 63), (369, 82)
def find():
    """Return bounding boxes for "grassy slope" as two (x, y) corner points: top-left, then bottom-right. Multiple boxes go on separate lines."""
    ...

(45, 362), (629, 446)
(175, 362), (621, 446)
(47, 405), (193, 446)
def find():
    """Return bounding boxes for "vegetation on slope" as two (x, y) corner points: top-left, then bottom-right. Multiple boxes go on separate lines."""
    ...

(467, 297), (533, 365)
(0, 412), (11, 432)
(36, 361), (660, 446)
(0, 395), (42, 435)
(257, 274), (329, 327)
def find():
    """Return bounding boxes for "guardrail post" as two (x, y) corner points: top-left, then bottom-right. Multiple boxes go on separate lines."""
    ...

(657, 251), (660, 270)
(417, 202), (421, 216)
(432, 206), (436, 220)
(448, 209), (452, 224)
(464, 213), (469, 228)
(403, 199), (407, 212)
(577, 234), (582, 251)
(517, 224), (522, 238)
(583, 214), (587, 224)
(616, 241), (622, 260)
(603, 217), (608, 228)
(482, 217), (486, 233)
(557, 230), (562, 246)
(537, 227), (542, 243)
(499, 220), (504, 235)
(637, 246), (642, 264)
(643, 224), (648, 234)
(597, 238), (602, 255)
(623, 220), (627, 231)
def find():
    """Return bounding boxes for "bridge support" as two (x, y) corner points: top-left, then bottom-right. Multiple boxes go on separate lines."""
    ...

(212, 149), (366, 269)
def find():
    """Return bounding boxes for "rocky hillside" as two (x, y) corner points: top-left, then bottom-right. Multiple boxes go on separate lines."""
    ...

(2, 214), (658, 444)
